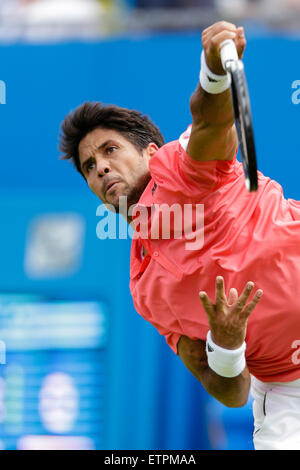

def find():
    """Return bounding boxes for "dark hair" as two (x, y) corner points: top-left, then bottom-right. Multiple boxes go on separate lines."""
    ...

(59, 101), (165, 176)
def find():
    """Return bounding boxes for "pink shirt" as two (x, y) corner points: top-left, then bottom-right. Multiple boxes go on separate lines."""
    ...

(129, 126), (300, 383)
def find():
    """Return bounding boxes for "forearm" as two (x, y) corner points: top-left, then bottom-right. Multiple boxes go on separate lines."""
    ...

(187, 83), (237, 161)
(201, 365), (251, 408)
(185, 22), (247, 161)
(178, 336), (250, 408)
(196, 277), (262, 408)
(190, 83), (234, 127)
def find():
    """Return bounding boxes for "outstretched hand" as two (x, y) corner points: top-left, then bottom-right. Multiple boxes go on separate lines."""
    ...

(202, 21), (247, 75)
(199, 276), (263, 350)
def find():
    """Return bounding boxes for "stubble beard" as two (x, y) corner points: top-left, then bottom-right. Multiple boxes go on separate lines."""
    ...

(113, 172), (151, 215)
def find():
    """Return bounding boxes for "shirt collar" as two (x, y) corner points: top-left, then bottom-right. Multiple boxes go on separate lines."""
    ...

(134, 178), (156, 209)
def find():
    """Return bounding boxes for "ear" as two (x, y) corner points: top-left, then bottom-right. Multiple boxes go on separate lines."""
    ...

(145, 142), (159, 159)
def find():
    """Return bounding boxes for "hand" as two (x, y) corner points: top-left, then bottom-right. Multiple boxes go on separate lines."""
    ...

(199, 276), (263, 350)
(202, 21), (247, 75)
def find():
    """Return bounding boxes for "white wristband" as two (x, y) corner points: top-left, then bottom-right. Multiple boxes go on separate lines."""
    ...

(199, 51), (231, 94)
(206, 330), (246, 378)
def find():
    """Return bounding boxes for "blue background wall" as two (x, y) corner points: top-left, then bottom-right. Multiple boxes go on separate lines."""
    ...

(0, 33), (299, 450)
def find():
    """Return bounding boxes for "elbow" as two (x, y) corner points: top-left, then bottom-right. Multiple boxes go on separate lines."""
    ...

(203, 384), (249, 409)
(222, 398), (248, 408)
(204, 373), (250, 408)
(217, 391), (249, 408)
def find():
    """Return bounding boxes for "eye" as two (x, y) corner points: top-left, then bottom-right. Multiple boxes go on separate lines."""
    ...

(86, 161), (96, 173)
(106, 146), (117, 155)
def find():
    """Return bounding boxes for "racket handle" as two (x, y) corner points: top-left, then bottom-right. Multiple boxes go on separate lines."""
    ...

(220, 39), (238, 72)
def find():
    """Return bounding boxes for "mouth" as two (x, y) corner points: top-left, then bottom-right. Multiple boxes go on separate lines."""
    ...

(105, 180), (120, 195)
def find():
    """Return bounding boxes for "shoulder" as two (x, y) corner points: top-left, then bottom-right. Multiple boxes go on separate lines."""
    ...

(149, 125), (192, 169)
(148, 139), (185, 193)
(149, 127), (241, 195)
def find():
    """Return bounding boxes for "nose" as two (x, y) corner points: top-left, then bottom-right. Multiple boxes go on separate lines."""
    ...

(96, 158), (111, 177)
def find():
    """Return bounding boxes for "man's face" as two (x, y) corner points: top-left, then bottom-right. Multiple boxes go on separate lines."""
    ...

(79, 128), (156, 212)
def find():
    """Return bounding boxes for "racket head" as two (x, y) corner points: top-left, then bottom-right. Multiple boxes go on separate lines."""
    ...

(229, 61), (258, 192)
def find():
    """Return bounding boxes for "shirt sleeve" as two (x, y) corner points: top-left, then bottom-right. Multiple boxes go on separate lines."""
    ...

(178, 125), (239, 190)
(163, 331), (182, 355)
(149, 126), (241, 199)
(145, 319), (182, 355)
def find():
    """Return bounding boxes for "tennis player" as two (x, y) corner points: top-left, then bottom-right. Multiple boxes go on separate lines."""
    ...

(59, 21), (300, 450)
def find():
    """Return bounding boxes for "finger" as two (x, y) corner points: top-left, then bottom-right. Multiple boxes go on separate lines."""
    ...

(228, 287), (238, 306)
(215, 276), (227, 310)
(203, 21), (237, 37)
(209, 30), (237, 55)
(235, 27), (247, 59)
(233, 281), (255, 314)
(199, 291), (215, 319)
(202, 26), (237, 50)
(241, 289), (263, 320)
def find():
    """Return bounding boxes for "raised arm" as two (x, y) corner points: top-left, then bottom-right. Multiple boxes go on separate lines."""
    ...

(178, 277), (263, 407)
(187, 21), (247, 162)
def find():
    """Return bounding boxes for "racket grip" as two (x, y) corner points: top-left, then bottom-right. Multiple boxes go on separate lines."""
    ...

(220, 39), (238, 71)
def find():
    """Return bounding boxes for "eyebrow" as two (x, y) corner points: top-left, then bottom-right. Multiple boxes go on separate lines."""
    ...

(81, 140), (116, 172)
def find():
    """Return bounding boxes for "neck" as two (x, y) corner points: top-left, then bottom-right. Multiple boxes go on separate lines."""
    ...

(123, 173), (152, 225)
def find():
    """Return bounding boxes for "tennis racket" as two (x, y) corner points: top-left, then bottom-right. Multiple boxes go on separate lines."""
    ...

(220, 39), (258, 192)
